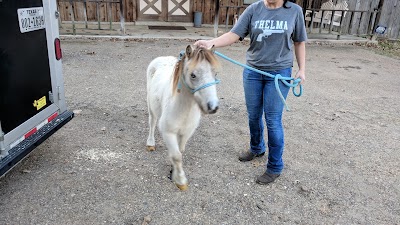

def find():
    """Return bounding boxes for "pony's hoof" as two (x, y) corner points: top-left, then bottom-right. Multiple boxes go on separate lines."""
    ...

(146, 146), (156, 151)
(176, 183), (188, 191)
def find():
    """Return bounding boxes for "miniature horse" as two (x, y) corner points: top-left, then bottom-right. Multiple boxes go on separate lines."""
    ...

(146, 45), (220, 190)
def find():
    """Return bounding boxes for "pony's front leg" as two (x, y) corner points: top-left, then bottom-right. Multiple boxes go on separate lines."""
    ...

(163, 132), (188, 191)
(178, 133), (192, 153)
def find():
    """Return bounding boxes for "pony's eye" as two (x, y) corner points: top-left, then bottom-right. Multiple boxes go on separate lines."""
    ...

(191, 73), (196, 79)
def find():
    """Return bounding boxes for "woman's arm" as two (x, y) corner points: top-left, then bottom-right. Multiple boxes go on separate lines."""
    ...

(194, 32), (241, 49)
(294, 41), (306, 84)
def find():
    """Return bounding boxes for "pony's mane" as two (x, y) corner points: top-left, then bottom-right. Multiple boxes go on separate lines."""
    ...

(172, 48), (220, 94)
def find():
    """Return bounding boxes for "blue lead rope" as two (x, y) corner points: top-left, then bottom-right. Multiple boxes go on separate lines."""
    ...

(214, 51), (303, 111)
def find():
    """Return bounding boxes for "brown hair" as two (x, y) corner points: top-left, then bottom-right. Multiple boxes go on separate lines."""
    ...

(172, 47), (220, 94)
(283, 0), (296, 8)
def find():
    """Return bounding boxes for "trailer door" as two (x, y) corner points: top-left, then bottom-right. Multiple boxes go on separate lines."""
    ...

(0, 0), (52, 134)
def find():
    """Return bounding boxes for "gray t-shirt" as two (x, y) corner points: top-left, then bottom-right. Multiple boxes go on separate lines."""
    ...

(231, 1), (307, 71)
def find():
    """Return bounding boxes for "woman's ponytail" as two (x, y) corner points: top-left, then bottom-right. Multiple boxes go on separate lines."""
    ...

(283, 0), (296, 8)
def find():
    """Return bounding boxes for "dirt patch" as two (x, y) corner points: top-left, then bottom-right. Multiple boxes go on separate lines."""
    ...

(0, 39), (399, 224)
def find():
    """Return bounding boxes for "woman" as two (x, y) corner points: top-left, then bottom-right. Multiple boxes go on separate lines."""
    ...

(194, 0), (307, 184)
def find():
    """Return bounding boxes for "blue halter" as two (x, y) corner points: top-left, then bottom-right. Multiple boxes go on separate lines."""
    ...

(177, 51), (221, 94)
(178, 76), (221, 94)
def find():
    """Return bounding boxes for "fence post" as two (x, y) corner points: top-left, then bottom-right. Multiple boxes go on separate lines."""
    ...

(108, 1), (112, 30)
(69, 0), (76, 35)
(368, 10), (378, 36)
(328, 10), (335, 34)
(57, 2), (63, 29)
(310, 9), (315, 33)
(357, 11), (365, 36)
(214, 0), (220, 38)
(336, 11), (344, 40)
(83, 0), (88, 28)
(319, 10), (325, 34)
(119, 0), (125, 35)
(225, 6), (229, 31)
(347, 11), (354, 35)
(97, 0), (101, 30)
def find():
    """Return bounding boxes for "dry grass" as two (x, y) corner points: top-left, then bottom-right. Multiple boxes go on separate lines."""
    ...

(370, 39), (400, 59)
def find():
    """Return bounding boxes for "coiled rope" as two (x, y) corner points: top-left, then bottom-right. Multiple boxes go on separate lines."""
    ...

(214, 51), (303, 111)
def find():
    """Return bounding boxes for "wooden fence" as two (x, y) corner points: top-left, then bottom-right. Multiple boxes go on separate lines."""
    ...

(57, 0), (246, 24)
(58, 0), (125, 35)
(58, 0), (125, 22)
(376, 0), (400, 38)
(300, 0), (399, 39)
(57, 0), (399, 39)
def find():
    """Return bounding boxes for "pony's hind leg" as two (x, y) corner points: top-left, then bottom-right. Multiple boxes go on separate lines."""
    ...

(146, 102), (157, 151)
(163, 132), (188, 190)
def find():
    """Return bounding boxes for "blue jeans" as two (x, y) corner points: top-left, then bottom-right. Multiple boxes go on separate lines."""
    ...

(242, 67), (291, 174)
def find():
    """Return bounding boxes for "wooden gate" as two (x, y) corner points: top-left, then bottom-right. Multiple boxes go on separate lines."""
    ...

(137, 0), (192, 22)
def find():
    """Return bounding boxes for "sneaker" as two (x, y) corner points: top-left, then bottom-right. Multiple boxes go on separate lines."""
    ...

(256, 172), (280, 185)
(238, 151), (265, 162)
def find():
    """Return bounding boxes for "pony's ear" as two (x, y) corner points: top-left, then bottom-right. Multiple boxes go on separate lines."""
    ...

(210, 45), (215, 53)
(186, 45), (195, 58)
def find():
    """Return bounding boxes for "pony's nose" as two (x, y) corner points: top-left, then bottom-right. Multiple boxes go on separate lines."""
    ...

(207, 102), (219, 114)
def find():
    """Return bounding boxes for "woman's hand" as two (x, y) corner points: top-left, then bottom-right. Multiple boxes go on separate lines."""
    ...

(194, 40), (214, 49)
(294, 70), (305, 84)
(294, 41), (306, 84)
(194, 32), (240, 49)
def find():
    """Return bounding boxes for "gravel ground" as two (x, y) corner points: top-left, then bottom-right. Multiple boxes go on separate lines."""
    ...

(0, 38), (399, 225)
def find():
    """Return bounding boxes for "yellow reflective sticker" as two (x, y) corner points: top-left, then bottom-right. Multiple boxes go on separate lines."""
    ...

(33, 96), (46, 110)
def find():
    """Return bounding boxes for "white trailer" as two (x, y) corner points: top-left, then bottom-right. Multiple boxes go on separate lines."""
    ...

(0, 0), (73, 176)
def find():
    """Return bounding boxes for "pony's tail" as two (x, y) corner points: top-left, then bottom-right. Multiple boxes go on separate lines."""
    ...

(146, 58), (160, 92)
(146, 59), (158, 79)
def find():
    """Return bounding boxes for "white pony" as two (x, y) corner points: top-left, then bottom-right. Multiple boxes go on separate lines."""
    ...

(146, 45), (220, 190)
